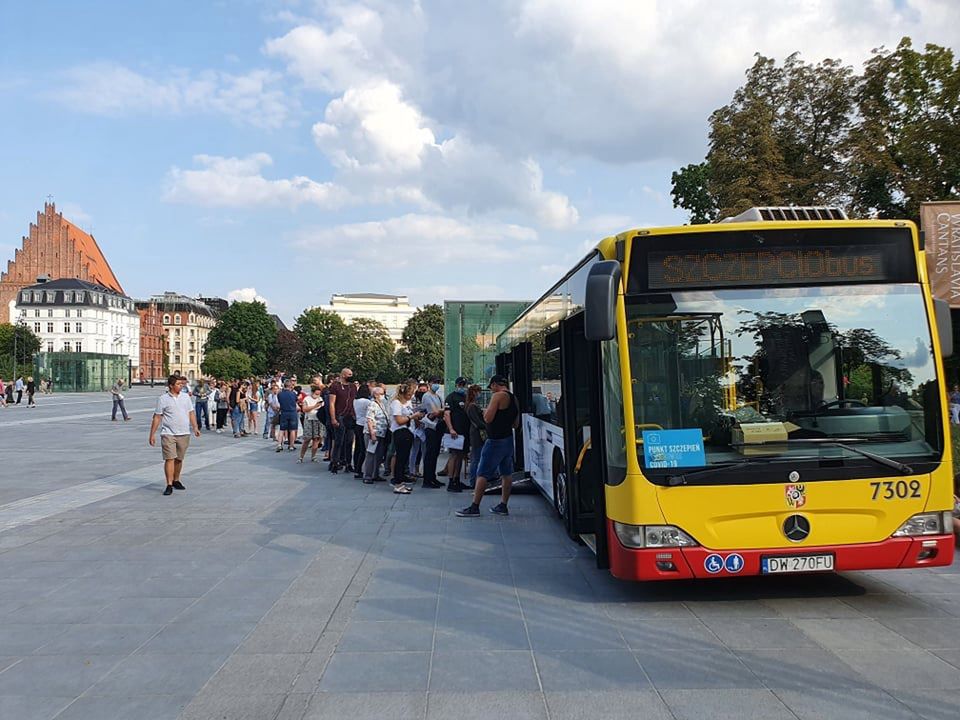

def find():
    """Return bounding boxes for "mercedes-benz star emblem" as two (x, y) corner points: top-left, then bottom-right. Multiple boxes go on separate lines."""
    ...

(783, 514), (810, 542)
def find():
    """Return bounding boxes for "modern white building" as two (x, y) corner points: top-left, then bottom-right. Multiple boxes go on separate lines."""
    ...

(322, 293), (417, 345)
(14, 277), (140, 368)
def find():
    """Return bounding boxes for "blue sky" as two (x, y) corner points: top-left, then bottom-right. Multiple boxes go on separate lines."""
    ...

(1, 0), (958, 324)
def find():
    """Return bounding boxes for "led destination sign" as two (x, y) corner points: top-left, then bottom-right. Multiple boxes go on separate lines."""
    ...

(648, 246), (885, 289)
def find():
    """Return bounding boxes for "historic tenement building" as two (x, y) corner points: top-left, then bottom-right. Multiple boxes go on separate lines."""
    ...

(14, 277), (140, 367)
(137, 292), (217, 380)
(2, 202), (124, 319)
(137, 301), (166, 382)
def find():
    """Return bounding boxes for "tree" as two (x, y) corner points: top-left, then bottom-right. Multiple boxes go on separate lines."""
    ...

(670, 162), (719, 224)
(205, 301), (277, 374)
(850, 38), (960, 219)
(268, 329), (305, 376)
(347, 318), (398, 381)
(201, 347), (252, 380)
(672, 40), (958, 222)
(396, 304), (444, 380)
(294, 307), (351, 376)
(672, 52), (856, 219)
(0, 322), (41, 378)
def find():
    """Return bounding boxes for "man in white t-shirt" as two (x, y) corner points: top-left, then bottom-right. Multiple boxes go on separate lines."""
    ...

(149, 375), (200, 496)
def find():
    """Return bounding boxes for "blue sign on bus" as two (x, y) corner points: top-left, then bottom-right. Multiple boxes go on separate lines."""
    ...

(642, 429), (706, 469)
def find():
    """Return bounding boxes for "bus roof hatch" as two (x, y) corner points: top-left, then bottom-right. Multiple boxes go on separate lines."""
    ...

(720, 206), (848, 223)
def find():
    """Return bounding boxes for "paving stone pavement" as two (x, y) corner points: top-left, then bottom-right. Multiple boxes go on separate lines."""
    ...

(0, 386), (959, 719)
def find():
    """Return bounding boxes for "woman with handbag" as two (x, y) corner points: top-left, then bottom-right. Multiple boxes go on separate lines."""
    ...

(362, 386), (390, 484)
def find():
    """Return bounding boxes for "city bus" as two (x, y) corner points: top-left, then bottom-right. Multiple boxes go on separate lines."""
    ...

(495, 206), (956, 581)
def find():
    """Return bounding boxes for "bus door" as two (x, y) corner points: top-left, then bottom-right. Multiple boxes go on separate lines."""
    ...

(511, 342), (533, 470)
(559, 313), (609, 566)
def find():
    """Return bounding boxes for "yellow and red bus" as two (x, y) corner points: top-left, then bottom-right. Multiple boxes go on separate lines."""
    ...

(496, 207), (955, 581)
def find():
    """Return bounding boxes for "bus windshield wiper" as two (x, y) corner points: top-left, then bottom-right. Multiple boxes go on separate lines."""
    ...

(809, 440), (913, 475)
(664, 458), (777, 487)
(733, 437), (914, 475)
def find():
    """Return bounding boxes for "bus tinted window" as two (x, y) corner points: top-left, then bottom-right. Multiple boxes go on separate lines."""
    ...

(626, 284), (941, 481)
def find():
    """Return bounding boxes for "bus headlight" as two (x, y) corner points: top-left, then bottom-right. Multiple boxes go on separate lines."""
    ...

(613, 522), (698, 549)
(891, 512), (951, 537)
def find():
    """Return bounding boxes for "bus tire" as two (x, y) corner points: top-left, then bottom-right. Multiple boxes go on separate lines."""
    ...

(552, 449), (567, 520)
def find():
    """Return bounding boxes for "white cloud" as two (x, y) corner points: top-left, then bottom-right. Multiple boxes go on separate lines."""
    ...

(52, 63), (295, 129)
(227, 287), (270, 306)
(410, 0), (960, 164)
(58, 202), (93, 228)
(312, 79), (435, 173)
(293, 213), (543, 266)
(264, 6), (580, 230)
(264, 5), (408, 92)
(163, 153), (348, 209)
(304, 76), (578, 228)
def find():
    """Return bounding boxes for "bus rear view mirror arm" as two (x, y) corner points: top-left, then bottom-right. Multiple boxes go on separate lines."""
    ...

(934, 298), (953, 358)
(585, 260), (622, 341)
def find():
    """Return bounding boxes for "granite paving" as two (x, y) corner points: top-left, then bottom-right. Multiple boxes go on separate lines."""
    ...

(0, 386), (958, 719)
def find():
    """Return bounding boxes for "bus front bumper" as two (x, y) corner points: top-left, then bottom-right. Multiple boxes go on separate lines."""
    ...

(606, 521), (955, 581)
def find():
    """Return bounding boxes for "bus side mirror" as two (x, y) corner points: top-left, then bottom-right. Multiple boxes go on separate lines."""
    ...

(934, 298), (953, 358)
(585, 261), (622, 341)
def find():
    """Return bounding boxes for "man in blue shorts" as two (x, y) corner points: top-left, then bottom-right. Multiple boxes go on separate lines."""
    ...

(276, 379), (299, 452)
(456, 375), (519, 517)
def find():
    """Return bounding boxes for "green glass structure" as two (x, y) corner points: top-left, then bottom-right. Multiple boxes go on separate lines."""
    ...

(443, 301), (530, 390)
(34, 352), (130, 393)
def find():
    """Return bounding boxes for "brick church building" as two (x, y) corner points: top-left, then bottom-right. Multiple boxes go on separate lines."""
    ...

(1, 202), (124, 320)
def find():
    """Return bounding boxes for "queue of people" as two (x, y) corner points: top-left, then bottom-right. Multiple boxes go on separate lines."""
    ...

(144, 368), (520, 518)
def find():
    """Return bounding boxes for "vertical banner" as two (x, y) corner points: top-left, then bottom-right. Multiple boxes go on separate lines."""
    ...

(921, 201), (960, 308)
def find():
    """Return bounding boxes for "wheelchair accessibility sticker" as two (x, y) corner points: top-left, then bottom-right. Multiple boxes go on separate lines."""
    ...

(704, 553), (745, 574)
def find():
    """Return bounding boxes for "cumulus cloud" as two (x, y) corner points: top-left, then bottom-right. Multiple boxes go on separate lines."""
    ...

(163, 153), (349, 209)
(415, 0), (960, 163)
(264, 4), (414, 92)
(227, 287), (270, 306)
(58, 202), (93, 228)
(293, 213), (543, 266)
(266, 7), (580, 229)
(51, 62), (295, 129)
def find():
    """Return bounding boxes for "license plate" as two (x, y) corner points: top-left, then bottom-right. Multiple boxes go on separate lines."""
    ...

(761, 554), (835, 574)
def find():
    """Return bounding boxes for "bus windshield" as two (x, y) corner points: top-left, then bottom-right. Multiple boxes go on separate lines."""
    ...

(626, 284), (942, 478)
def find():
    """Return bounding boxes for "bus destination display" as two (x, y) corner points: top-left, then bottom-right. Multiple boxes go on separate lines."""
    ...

(647, 246), (887, 290)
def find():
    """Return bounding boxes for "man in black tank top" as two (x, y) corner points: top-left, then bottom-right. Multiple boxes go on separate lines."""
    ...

(455, 375), (519, 517)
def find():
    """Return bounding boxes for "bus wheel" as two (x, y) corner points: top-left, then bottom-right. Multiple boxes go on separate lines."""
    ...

(552, 449), (567, 519)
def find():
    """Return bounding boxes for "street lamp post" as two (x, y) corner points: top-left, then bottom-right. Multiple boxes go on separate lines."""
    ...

(13, 309), (27, 380)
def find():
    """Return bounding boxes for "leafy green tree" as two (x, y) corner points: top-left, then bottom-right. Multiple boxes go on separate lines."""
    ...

(205, 301), (277, 374)
(0, 323), (41, 378)
(850, 37), (960, 219)
(347, 318), (397, 381)
(670, 162), (719, 224)
(396, 304), (444, 380)
(201, 347), (252, 380)
(673, 40), (958, 222)
(268, 329), (305, 376)
(705, 54), (793, 217)
(673, 52), (855, 219)
(294, 307), (351, 376)
(0, 322), (41, 358)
